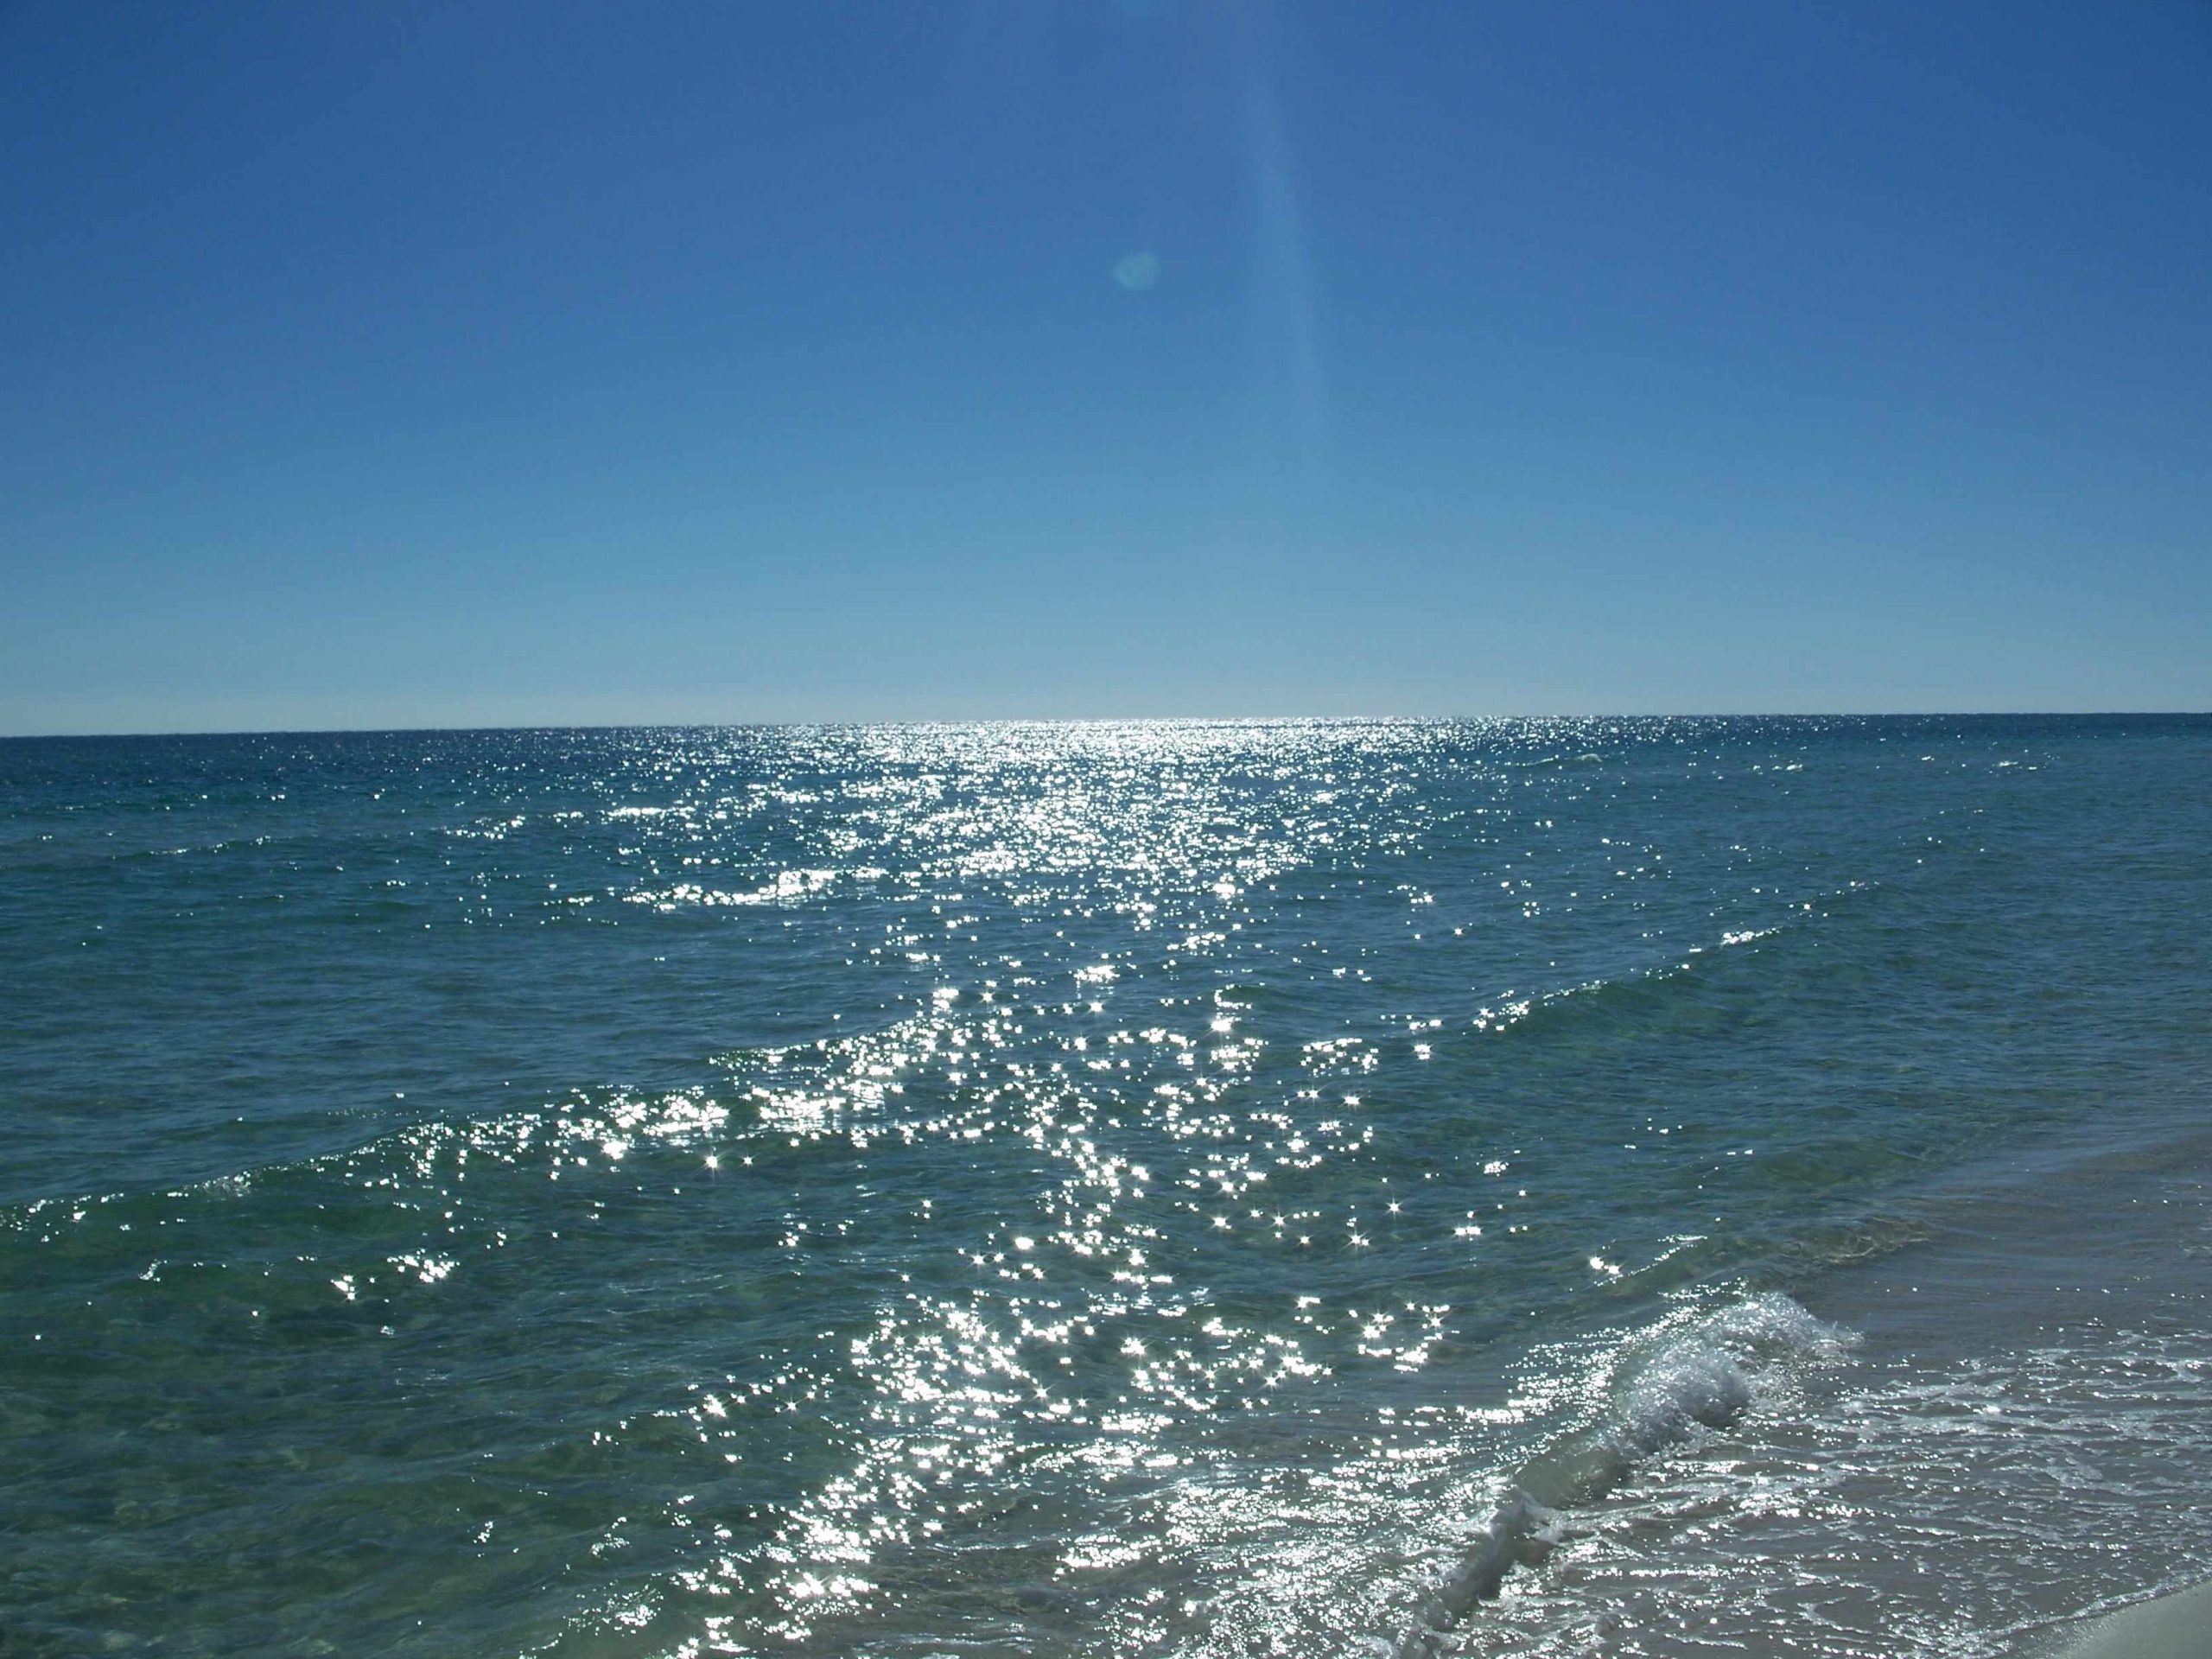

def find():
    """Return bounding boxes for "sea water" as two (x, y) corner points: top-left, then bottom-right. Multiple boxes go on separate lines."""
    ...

(2, 717), (2206, 1656)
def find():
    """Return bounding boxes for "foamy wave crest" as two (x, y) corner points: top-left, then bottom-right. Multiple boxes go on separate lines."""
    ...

(1397, 1294), (1853, 1656)
(1600, 1293), (1847, 1465)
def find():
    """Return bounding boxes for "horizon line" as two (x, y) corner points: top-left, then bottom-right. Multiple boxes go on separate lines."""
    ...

(4, 709), (2209, 742)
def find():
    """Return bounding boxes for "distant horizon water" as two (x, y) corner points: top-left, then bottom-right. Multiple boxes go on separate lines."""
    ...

(8, 706), (2210, 742)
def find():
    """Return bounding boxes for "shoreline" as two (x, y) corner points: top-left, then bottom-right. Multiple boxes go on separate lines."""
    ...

(1809, 1117), (2212, 1659)
(2045, 1579), (2212, 1659)
(1443, 1108), (2212, 1656)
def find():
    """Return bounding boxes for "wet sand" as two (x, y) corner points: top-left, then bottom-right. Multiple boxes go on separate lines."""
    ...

(2049, 1579), (2212, 1659)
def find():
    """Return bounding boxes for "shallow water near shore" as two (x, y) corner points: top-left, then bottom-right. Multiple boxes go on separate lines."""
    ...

(1459, 1122), (2212, 1657)
(3, 716), (2207, 1656)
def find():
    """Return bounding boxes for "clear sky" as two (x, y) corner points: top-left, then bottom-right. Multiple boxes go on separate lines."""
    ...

(3, 2), (2208, 733)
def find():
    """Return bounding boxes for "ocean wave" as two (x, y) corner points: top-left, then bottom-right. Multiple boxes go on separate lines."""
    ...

(1396, 1293), (1854, 1656)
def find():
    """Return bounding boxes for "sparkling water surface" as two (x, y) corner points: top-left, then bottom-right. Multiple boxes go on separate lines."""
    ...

(3, 717), (2207, 1656)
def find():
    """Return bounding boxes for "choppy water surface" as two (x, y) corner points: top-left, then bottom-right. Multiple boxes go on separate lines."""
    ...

(2, 717), (2207, 1656)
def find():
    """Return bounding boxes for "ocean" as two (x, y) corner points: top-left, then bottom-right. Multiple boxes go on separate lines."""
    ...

(3, 716), (2207, 1657)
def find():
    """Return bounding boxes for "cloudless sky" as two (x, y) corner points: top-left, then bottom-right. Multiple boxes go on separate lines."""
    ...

(3, 1), (2208, 732)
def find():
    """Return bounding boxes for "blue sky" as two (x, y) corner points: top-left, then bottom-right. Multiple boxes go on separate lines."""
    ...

(3, 2), (2207, 732)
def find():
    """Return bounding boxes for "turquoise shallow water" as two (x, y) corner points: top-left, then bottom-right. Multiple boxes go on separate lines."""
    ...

(3, 717), (2208, 1656)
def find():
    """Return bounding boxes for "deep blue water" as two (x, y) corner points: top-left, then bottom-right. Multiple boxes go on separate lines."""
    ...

(3, 718), (2208, 1657)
